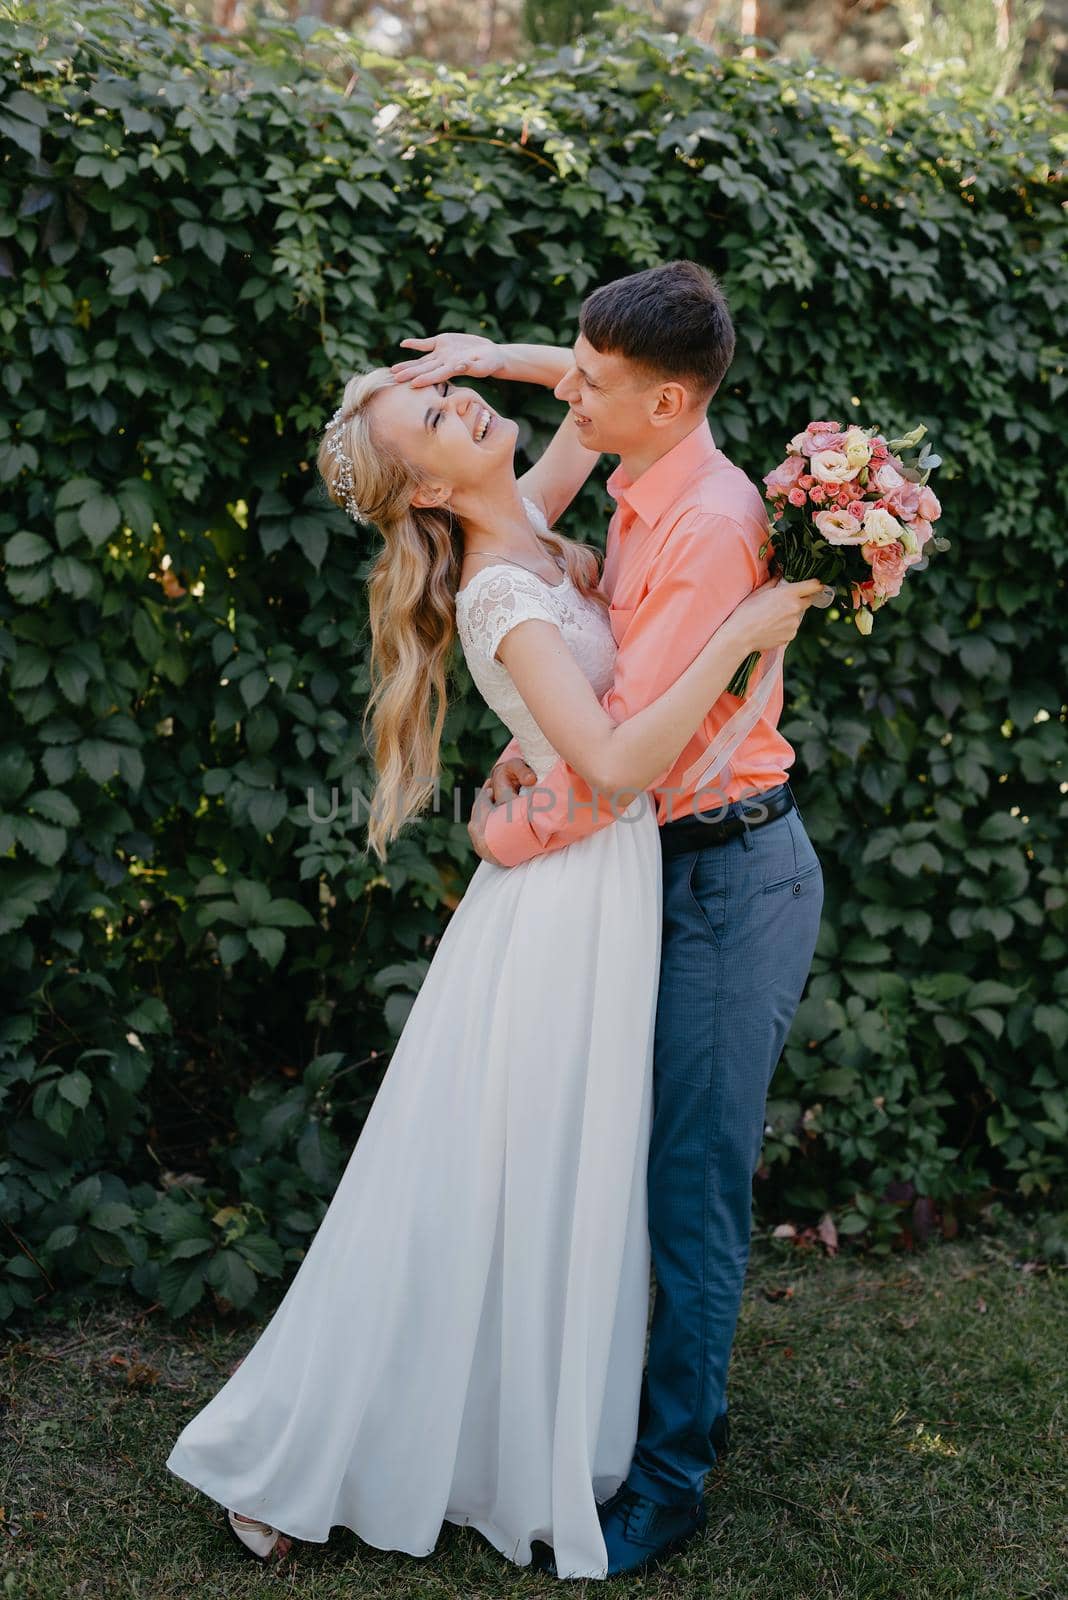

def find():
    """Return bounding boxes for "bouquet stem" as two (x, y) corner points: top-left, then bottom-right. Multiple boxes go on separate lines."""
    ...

(727, 650), (760, 699)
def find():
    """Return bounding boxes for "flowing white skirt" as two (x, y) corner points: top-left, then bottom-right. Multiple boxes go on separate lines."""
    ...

(166, 794), (662, 1579)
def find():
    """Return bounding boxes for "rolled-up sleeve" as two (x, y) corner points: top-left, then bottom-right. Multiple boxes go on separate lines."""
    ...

(483, 509), (764, 866)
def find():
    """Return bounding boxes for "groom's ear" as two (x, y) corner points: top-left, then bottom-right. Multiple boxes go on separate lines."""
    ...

(651, 381), (690, 424)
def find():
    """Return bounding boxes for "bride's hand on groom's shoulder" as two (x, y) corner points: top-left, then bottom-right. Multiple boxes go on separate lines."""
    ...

(390, 332), (502, 389)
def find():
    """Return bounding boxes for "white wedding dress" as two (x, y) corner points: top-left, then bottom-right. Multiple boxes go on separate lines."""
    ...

(165, 501), (663, 1579)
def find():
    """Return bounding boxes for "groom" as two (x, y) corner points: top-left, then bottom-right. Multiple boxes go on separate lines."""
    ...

(391, 261), (824, 1577)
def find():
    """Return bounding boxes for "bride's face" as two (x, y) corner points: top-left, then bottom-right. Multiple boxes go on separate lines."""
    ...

(370, 378), (519, 501)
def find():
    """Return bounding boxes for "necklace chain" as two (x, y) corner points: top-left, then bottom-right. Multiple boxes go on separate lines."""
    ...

(462, 549), (565, 583)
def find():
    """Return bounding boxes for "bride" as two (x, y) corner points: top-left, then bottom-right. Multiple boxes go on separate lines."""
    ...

(165, 357), (822, 1578)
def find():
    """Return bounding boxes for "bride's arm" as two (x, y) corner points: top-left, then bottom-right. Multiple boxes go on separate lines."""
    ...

(516, 408), (600, 528)
(496, 578), (824, 799)
(390, 333), (571, 391)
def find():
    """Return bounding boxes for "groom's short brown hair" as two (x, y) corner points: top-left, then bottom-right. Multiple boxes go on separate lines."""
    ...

(579, 260), (735, 401)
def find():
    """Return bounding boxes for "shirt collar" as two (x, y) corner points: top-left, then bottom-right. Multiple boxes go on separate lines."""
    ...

(606, 419), (721, 526)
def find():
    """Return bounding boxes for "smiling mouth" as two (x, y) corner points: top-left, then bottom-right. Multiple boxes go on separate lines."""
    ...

(572, 409), (591, 426)
(474, 407), (493, 442)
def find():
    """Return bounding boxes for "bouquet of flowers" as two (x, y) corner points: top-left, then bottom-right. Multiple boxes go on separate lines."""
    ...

(727, 418), (949, 697)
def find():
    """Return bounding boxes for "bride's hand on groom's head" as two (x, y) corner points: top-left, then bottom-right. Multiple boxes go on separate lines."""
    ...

(390, 332), (502, 389)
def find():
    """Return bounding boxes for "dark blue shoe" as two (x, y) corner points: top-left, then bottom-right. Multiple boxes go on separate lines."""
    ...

(598, 1484), (706, 1576)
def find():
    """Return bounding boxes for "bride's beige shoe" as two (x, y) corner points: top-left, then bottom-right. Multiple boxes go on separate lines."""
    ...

(225, 1507), (291, 1560)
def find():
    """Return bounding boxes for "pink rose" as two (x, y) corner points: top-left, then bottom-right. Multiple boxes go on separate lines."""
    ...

(847, 500), (867, 520)
(799, 474), (816, 489)
(764, 454), (807, 495)
(808, 420), (843, 433)
(863, 538), (908, 600)
(788, 487), (807, 507)
(909, 517), (933, 551)
(917, 486), (941, 521)
(887, 481), (922, 520)
(809, 484), (828, 504)
(814, 508), (865, 545)
(788, 428), (844, 457)
(874, 463), (905, 495)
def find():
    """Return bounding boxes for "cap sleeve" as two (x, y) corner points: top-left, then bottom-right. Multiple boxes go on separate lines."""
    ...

(458, 567), (562, 666)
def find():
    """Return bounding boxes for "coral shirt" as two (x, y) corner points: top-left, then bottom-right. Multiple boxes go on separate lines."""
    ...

(481, 419), (795, 869)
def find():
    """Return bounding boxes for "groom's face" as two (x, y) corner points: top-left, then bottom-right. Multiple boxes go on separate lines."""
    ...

(554, 334), (684, 458)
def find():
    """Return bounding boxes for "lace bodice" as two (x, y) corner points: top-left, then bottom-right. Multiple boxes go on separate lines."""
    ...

(455, 499), (617, 781)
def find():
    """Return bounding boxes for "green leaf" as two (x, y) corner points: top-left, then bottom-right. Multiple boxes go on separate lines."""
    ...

(814, 1066), (859, 1096)
(258, 897), (314, 928)
(44, 1225), (79, 1253)
(5, 562), (54, 604)
(11, 647), (49, 690)
(1033, 1005), (1068, 1052)
(26, 789), (80, 827)
(217, 931), (248, 964)
(0, 748), (35, 804)
(57, 1070), (92, 1108)
(233, 878), (272, 920)
(891, 842), (943, 877)
(54, 657), (90, 704)
(125, 996), (170, 1033)
(78, 739), (122, 783)
(234, 1232), (284, 1278)
(89, 1201), (138, 1231)
(297, 1121), (330, 1185)
(51, 555), (95, 600)
(240, 669), (269, 709)
(4, 530), (51, 565)
(292, 516), (328, 572)
(204, 1248), (259, 1309)
(157, 1258), (207, 1317)
(78, 494), (122, 545)
(54, 477), (99, 510)
(248, 789), (287, 835)
(247, 925), (285, 967)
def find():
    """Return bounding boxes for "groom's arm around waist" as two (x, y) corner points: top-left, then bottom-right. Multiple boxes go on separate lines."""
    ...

(482, 507), (768, 868)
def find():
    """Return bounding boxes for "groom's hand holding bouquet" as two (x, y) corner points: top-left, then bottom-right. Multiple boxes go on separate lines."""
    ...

(730, 417), (949, 695)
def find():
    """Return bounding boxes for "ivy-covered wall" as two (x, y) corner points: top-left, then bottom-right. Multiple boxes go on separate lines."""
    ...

(0, 1), (1065, 1319)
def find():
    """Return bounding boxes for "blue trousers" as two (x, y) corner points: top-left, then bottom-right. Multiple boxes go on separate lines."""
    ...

(626, 782), (824, 1506)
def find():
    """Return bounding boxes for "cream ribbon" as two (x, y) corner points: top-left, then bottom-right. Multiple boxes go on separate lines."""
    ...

(674, 643), (785, 800)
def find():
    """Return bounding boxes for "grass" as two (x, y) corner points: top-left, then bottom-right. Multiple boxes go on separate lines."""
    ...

(1, 1234), (1064, 1600)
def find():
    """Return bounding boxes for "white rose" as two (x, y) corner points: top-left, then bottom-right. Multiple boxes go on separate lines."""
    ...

(813, 508), (864, 545)
(810, 449), (857, 485)
(862, 506), (905, 546)
(843, 426), (872, 470)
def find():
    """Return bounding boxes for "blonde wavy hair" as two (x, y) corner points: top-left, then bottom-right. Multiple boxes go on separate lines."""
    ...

(317, 368), (609, 862)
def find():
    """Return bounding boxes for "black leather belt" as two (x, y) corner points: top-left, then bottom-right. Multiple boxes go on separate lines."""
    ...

(659, 782), (795, 858)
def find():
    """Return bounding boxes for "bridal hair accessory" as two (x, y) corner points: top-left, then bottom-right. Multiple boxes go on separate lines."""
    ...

(325, 406), (363, 523)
